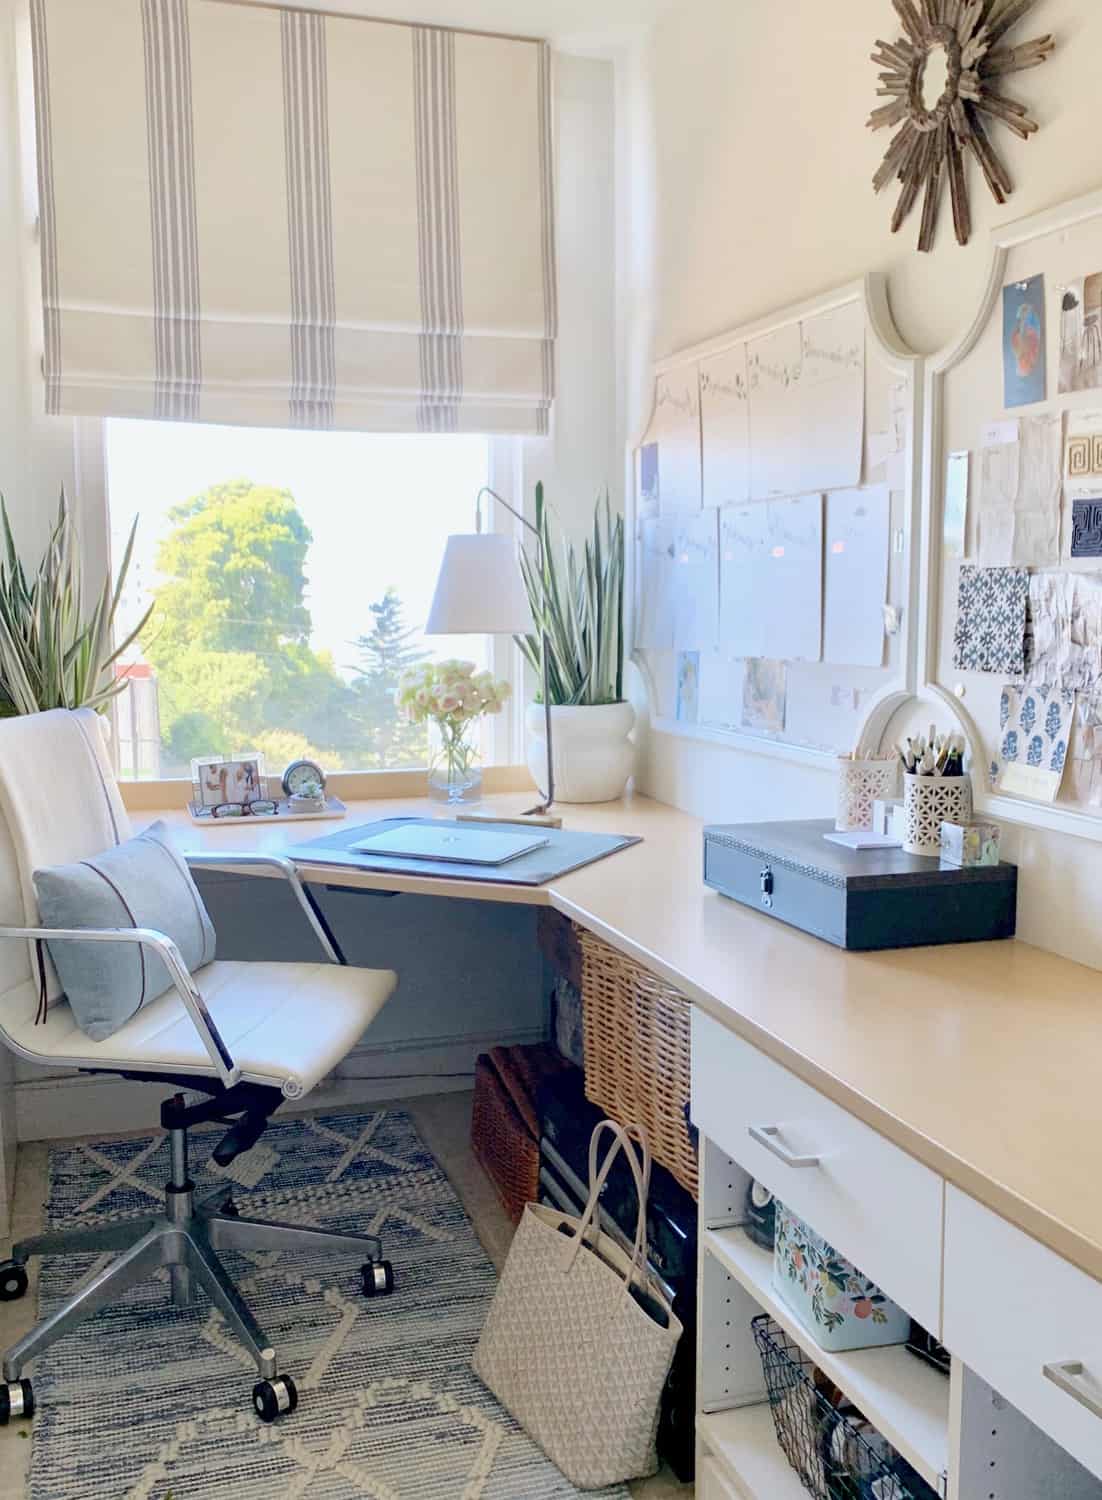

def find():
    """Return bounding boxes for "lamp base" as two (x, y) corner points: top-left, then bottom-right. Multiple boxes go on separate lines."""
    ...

(454, 810), (564, 830)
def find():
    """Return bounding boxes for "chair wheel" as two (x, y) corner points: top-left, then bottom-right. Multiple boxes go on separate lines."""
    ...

(221, 1200), (240, 1218)
(0, 1262), (28, 1302)
(252, 1374), (297, 1423)
(0, 1379), (34, 1423)
(361, 1259), (395, 1298)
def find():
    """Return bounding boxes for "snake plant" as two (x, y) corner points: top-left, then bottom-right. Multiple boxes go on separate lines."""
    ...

(516, 485), (625, 706)
(0, 491), (152, 716)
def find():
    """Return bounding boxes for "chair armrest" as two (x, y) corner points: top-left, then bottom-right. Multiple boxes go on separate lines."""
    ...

(184, 852), (344, 964)
(0, 924), (240, 1088)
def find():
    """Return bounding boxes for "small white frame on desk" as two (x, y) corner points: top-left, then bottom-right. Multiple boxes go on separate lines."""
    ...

(923, 185), (1102, 842)
(631, 273), (924, 766)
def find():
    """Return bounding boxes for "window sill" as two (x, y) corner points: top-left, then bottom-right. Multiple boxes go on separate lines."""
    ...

(118, 764), (536, 813)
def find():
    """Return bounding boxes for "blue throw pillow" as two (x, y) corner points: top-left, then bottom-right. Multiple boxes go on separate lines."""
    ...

(33, 821), (217, 1041)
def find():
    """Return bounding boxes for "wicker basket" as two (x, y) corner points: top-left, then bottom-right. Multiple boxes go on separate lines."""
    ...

(471, 1044), (574, 1224)
(578, 928), (697, 1198)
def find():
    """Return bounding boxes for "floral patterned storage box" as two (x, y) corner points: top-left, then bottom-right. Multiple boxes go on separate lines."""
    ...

(772, 1201), (911, 1353)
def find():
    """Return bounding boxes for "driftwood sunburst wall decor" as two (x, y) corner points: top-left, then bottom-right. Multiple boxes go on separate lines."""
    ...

(869, 1), (1055, 253)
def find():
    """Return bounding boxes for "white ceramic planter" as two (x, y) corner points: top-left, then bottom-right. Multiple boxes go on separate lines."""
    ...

(525, 701), (636, 804)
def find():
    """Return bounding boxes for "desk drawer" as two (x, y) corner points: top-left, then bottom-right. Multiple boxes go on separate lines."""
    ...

(691, 1010), (943, 1334)
(945, 1186), (1102, 1483)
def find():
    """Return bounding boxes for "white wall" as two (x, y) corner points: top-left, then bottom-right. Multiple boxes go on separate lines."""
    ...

(626, 0), (1102, 970)
(518, 53), (620, 541)
(0, 0), (75, 559)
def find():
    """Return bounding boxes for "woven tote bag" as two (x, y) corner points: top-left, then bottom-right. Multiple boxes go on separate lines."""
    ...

(472, 1120), (683, 1489)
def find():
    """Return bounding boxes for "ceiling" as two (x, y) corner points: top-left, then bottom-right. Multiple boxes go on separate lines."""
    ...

(230, 0), (672, 52)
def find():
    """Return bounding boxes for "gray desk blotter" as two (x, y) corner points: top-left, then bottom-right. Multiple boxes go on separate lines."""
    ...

(292, 817), (641, 886)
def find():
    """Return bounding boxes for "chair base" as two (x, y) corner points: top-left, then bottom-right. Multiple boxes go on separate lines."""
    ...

(0, 1126), (391, 1423)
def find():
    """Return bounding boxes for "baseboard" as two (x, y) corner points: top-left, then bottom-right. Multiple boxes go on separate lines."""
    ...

(14, 1029), (546, 1141)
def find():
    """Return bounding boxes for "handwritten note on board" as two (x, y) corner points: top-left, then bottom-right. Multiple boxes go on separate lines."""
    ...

(654, 370), (702, 513)
(700, 345), (750, 507)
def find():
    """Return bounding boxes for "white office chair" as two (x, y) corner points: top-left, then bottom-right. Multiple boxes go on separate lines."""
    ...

(0, 709), (398, 1425)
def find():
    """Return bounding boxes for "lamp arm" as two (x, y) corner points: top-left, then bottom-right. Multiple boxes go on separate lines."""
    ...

(474, 487), (555, 814)
(474, 486), (540, 540)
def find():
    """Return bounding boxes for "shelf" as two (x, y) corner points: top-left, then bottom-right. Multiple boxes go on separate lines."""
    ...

(704, 1225), (949, 1493)
(699, 1405), (809, 1500)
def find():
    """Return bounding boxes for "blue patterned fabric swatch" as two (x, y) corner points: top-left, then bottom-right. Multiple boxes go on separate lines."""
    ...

(953, 564), (1029, 676)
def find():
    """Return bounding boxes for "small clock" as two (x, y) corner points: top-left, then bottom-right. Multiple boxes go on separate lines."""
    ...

(282, 759), (326, 798)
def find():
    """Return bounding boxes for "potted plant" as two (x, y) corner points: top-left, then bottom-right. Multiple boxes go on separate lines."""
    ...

(516, 486), (633, 803)
(0, 492), (151, 717)
(396, 658), (511, 804)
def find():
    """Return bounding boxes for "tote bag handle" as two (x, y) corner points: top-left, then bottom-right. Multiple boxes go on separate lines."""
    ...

(560, 1119), (651, 1292)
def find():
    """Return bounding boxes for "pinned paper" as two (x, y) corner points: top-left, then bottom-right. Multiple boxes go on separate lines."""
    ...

(943, 450), (970, 559)
(823, 486), (890, 667)
(976, 412), (1062, 566)
(981, 419), (1020, 448)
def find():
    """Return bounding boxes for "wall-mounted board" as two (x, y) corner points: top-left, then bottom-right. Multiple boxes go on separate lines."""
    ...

(925, 188), (1102, 838)
(633, 276), (922, 766)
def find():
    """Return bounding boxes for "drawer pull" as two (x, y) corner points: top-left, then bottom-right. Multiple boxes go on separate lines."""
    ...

(748, 1123), (821, 1169)
(1043, 1360), (1102, 1420)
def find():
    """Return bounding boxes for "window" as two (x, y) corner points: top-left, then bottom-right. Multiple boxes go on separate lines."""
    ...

(104, 420), (501, 780)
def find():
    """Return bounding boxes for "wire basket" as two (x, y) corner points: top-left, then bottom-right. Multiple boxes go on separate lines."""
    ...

(752, 1315), (939, 1500)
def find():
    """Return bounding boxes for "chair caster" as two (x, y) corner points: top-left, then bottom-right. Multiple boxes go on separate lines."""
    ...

(361, 1260), (395, 1298)
(0, 1378), (34, 1424)
(252, 1374), (297, 1423)
(221, 1200), (240, 1218)
(0, 1261), (28, 1302)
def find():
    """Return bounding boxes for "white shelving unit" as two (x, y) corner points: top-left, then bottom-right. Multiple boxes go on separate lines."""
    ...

(699, 1406), (808, 1500)
(704, 1225), (950, 1492)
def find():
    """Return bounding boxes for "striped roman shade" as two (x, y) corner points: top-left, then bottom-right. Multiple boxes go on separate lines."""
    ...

(28, 0), (557, 433)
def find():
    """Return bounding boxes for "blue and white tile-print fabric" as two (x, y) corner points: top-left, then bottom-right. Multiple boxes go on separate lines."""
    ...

(953, 564), (1029, 676)
(27, 1111), (628, 1500)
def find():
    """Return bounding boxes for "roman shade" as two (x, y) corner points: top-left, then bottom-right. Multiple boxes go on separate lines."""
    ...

(28, 0), (557, 434)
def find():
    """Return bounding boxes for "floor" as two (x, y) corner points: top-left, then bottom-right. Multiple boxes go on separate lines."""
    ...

(0, 1092), (693, 1499)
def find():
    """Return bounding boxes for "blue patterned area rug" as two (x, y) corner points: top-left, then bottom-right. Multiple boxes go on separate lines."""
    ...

(26, 1110), (630, 1499)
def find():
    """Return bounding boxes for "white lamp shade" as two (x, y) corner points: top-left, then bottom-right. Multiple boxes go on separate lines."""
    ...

(425, 533), (535, 636)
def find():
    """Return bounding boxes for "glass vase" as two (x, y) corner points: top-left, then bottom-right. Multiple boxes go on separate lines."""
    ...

(427, 728), (482, 805)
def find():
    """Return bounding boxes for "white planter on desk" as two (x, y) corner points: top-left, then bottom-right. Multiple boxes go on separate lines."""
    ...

(525, 701), (635, 804)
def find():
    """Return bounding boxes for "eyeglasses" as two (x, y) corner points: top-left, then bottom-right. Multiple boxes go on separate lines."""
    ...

(210, 800), (279, 819)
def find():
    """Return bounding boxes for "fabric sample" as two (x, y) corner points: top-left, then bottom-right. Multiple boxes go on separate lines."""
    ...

(953, 564), (1029, 676)
(1071, 499), (1102, 558)
(991, 683), (1074, 803)
(33, 821), (216, 1040)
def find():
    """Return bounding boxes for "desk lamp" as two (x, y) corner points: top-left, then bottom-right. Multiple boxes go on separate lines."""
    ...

(426, 486), (556, 821)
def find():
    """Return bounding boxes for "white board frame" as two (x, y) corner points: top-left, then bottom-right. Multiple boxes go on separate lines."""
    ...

(923, 186), (1102, 842)
(631, 274), (924, 768)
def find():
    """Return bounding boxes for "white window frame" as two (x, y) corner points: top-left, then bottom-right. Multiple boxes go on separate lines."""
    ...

(75, 417), (530, 784)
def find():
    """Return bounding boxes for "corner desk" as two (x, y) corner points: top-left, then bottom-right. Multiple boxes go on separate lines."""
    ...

(156, 790), (1102, 1499)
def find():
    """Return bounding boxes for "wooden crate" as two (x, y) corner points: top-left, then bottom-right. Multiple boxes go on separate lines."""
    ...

(579, 928), (697, 1198)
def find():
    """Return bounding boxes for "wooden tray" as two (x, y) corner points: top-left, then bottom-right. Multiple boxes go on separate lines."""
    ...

(186, 795), (347, 826)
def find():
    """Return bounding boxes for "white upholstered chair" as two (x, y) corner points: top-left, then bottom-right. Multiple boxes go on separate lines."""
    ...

(0, 709), (398, 1424)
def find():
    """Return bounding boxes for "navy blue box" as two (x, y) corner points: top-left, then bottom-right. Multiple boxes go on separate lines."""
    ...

(704, 818), (1017, 951)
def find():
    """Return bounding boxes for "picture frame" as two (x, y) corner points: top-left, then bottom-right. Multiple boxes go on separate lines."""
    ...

(190, 754), (268, 809)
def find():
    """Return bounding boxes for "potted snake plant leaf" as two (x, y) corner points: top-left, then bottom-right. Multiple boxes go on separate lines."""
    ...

(0, 491), (152, 718)
(515, 485), (634, 802)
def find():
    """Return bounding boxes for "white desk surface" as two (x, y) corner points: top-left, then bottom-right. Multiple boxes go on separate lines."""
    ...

(153, 791), (1102, 1286)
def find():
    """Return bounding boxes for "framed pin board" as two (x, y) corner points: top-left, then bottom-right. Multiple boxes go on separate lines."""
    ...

(632, 275), (923, 768)
(925, 187), (1102, 837)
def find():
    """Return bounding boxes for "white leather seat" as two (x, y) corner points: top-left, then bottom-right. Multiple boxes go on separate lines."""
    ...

(0, 708), (397, 1099)
(1, 960), (394, 1100)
